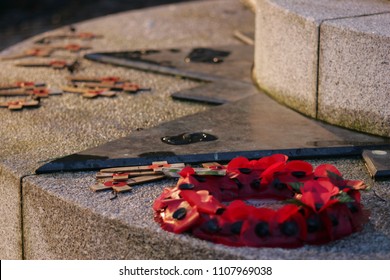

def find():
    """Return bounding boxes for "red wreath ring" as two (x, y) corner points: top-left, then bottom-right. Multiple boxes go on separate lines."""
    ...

(153, 154), (369, 248)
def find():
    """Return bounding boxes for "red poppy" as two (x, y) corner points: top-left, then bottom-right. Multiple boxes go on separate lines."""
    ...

(50, 60), (67, 68)
(273, 205), (307, 247)
(65, 44), (82, 52)
(299, 179), (339, 213)
(32, 88), (49, 97)
(176, 169), (230, 201)
(226, 157), (254, 176)
(321, 204), (354, 240)
(158, 199), (200, 233)
(197, 201), (254, 247)
(152, 187), (181, 211)
(282, 160), (313, 181)
(179, 166), (196, 177)
(240, 206), (276, 247)
(101, 76), (121, 83)
(314, 164), (367, 191)
(299, 207), (331, 244)
(16, 81), (35, 87)
(180, 190), (224, 215)
(260, 161), (286, 185)
(78, 32), (95, 39)
(254, 154), (288, 170)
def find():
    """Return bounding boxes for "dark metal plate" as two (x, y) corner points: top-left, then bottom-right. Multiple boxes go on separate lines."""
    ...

(362, 150), (390, 180)
(85, 45), (254, 83)
(84, 45), (255, 105)
(36, 93), (390, 173)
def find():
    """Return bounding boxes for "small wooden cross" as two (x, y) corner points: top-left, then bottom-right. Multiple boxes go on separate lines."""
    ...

(16, 59), (78, 70)
(0, 99), (40, 110)
(34, 32), (102, 44)
(0, 81), (46, 91)
(67, 76), (150, 93)
(1, 44), (90, 60)
(0, 87), (62, 98)
(61, 86), (116, 98)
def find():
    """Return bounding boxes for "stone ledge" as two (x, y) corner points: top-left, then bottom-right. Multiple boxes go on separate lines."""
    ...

(22, 159), (390, 259)
(254, 0), (390, 136)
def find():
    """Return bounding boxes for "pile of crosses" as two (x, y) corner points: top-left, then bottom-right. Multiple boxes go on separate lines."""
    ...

(63, 76), (150, 98)
(91, 161), (226, 194)
(0, 27), (101, 71)
(0, 81), (62, 110)
(0, 76), (150, 110)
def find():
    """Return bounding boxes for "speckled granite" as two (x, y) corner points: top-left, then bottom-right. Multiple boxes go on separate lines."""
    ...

(318, 13), (390, 137)
(1, 0), (390, 259)
(254, 0), (390, 132)
(0, 165), (23, 259)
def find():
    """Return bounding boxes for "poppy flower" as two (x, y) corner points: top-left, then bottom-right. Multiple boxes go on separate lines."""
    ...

(255, 154), (288, 170)
(226, 157), (256, 177)
(152, 187), (182, 211)
(279, 160), (314, 183)
(314, 164), (367, 191)
(297, 206), (333, 244)
(101, 76), (121, 83)
(272, 204), (307, 247)
(180, 190), (225, 215)
(179, 166), (196, 177)
(321, 204), (354, 240)
(205, 200), (253, 246)
(260, 161), (286, 185)
(299, 179), (339, 213)
(179, 166), (239, 201)
(158, 199), (200, 233)
(32, 88), (50, 97)
(240, 206), (277, 247)
(16, 81), (35, 87)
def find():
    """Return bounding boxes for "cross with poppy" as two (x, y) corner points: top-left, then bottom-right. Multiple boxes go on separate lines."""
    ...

(0, 99), (40, 110)
(0, 87), (62, 98)
(61, 86), (116, 98)
(15, 59), (79, 71)
(67, 75), (150, 94)
(1, 44), (90, 60)
(34, 31), (102, 44)
(0, 81), (46, 91)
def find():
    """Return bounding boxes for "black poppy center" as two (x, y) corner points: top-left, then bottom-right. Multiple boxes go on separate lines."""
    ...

(179, 183), (195, 190)
(255, 221), (270, 237)
(239, 168), (252, 174)
(230, 221), (243, 235)
(232, 178), (244, 189)
(192, 174), (207, 183)
(291, 171), (306, 178)
(347, 202), (359, 213)
(250, 179), (261, 189)
(273, 178), (287, 190)
(172, 207), (187, 220)
(281, 221), (299, 236)
(306, 217), (321, 233)
(329, 214), (339, 227)
(203, 219), (220, 233)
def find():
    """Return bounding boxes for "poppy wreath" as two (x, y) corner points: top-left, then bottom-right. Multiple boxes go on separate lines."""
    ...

(153, 154), (369, 248)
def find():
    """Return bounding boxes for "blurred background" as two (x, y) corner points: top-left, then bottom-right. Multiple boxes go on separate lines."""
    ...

(0, 0), (198, 51)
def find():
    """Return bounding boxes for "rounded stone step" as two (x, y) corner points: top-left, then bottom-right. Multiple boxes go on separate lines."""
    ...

(254, 0), (390, 137)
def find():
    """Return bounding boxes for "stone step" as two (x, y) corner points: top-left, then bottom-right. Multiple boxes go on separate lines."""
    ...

(254, 0), (390, 137)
